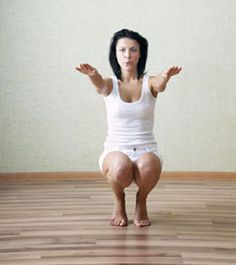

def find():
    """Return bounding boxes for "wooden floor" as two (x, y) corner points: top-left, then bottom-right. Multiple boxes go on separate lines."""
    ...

(0, 175), (236, 264)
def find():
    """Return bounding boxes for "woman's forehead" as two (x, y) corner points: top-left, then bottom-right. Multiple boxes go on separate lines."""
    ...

(116, 38), (139, 48)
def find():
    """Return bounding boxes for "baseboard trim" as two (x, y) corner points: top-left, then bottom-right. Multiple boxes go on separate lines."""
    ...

(0, 171), (235, 182)
(162, 171), (236, 180)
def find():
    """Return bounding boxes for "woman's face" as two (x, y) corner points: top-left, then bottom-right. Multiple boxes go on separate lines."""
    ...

(116, 38), (141, 71)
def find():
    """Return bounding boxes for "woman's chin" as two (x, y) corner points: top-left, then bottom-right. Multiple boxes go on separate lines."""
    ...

(121, 65), (136, 71)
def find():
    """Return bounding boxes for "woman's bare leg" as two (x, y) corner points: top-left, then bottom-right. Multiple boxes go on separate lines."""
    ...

(133, 153), (161, 227)
(102, 151), (134, 226)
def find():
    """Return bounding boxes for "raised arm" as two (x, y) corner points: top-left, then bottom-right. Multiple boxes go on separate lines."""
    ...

(75, 64), (112, 96)
(150, 66), (182, 93)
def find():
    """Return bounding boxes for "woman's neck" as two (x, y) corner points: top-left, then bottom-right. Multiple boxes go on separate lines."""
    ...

(121, 69), (138, 83)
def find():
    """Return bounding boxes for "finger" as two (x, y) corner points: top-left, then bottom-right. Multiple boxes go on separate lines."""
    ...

(76, 66), (86, 73)
(172, 66), (181, 72)
(80, 64), (88, 72)
(84, 64), (93, 71)
(84, 63), (92, 68)
(77, 64), (89, 74)
(176, 67), (182, 73)
(85, 64), (95, 71)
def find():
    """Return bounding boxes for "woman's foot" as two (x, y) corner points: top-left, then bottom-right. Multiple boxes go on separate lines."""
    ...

(133, 192), (151, 227)
(110, 193), (128, 227)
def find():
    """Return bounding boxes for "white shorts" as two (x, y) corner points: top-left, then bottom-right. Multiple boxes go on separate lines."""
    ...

(98, 143), (164, 172)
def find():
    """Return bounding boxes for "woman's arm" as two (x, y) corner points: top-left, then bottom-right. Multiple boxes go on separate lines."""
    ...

(150, 66), (182, 93)
(75, 64), (112, 96)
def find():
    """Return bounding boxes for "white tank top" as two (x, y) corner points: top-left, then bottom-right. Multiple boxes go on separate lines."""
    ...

(103, 73), (157, 147)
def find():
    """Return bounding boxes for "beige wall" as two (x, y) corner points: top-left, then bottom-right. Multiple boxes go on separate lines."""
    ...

(0, 0), (235, 172)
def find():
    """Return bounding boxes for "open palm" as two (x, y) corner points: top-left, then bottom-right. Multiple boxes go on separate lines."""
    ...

(76, 64), (97, 76)
(162, 66), (182, 80)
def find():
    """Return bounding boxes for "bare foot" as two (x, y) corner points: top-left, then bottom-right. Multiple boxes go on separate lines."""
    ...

(110, 193), (128, 227)
(133, 193), (151, 227)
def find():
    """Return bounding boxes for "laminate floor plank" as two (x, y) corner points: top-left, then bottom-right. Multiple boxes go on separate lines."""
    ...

(0, 177), (236, 264)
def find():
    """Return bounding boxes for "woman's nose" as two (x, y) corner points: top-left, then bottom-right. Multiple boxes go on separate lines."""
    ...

(124, 50), (131, 58)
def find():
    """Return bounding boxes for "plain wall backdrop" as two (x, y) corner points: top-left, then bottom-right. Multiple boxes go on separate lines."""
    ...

(0, 0), (235, 172)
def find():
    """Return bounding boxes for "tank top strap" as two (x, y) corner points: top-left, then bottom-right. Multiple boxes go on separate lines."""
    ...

(142, 73), (150, 93)
(108, 75), (119, 97)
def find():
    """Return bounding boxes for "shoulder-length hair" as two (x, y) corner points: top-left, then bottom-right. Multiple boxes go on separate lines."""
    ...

(109, 29), (148, 81)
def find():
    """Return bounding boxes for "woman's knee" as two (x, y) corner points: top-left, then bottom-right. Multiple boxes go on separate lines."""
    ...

(104, 154), (134, 187)
(135, 153), (161, 180)
(108, 162), (133, 187)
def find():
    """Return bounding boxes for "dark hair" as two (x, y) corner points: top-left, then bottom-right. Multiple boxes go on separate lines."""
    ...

(109, 29), (148, 80)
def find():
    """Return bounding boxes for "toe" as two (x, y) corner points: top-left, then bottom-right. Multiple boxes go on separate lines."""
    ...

(111, 218), (126, 227)
(110, 218), (119, 226)
(134, 220), (142, 227)
(140, 220), (151, 227)
(116, 220), (121, 226)
(134, 219), (151, 227)
(110, 218), (115, 226)
(113, 220), (119, 226)
(119, 219), (127, 227)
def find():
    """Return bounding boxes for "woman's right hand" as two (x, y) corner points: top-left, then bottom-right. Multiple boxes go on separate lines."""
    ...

(75, 63), (112, 95)
(75, 64), (98, 77)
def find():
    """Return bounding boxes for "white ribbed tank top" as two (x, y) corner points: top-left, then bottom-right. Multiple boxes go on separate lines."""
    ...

(103, 73), (157, 147)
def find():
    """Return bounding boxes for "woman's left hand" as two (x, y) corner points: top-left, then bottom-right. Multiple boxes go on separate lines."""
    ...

(161, 66), (182, 81)
(151, 66), (182, 93)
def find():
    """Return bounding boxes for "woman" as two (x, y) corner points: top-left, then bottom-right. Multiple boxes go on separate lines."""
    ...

(76, 29), (181, 227)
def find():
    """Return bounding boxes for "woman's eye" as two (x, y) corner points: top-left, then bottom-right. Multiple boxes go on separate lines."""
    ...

(118, 48), (138, 53)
